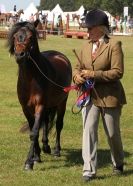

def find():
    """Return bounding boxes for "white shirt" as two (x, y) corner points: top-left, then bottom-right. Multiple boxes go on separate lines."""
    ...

(92, 35), (104, 54)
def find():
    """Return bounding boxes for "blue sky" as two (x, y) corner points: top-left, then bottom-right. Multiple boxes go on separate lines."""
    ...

(0, 0), (40, 12)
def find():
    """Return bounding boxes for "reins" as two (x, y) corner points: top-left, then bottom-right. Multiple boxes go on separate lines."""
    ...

(29, 55), (65, 90)
(29, 54), (84, 114)
(29, 51), (105, 115)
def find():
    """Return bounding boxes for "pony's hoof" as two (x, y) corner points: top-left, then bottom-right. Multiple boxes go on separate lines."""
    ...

(53, 150), (60, 157)
(24, 163), (33, 171)
(33, 156), (42, 163)
(42, 145), (51, 154)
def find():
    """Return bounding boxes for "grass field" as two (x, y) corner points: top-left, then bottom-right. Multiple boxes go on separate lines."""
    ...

(0, 35), (133, 186)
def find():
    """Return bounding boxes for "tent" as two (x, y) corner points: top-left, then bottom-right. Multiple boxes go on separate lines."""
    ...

(76, 5), (85, 16)
(20, 2), (38, 21)
(49, 4), (66, 23)
(104, 11), (113, 23)
(51, 4), (64, 15)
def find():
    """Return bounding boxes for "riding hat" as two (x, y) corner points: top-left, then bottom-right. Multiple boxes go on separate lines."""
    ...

(85, 9), (109, 30)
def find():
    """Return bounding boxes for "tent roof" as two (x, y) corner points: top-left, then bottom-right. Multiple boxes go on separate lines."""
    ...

(20, 2), (38, 21)
(49, 4), (66, 21)
(51, 4), (63, 14)
(25, 2), (38, 15)
(76, 5), (85, 15)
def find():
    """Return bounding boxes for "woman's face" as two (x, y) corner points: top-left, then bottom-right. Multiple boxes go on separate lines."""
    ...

(88, 26), (104, 42)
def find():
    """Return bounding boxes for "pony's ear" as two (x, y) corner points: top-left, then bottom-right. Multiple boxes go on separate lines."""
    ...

(34, 19), (40, 28)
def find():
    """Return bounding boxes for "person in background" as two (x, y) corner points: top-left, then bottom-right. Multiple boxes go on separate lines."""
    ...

(56, 14), (62, 27)
(13, 5), (16, 12)
(73, 9), (126, 182)
(12, 5), (17, 17)
(29, 13), (35, 22)
(110, 17), (117, 34)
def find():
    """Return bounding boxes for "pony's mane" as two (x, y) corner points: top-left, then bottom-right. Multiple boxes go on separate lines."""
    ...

(7, 21), (38, 55)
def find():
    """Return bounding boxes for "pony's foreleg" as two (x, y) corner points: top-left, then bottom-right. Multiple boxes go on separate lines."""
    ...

(42, 112), (51, 154)
(33, 140), (41, 163)
(24, 113), (41, 170)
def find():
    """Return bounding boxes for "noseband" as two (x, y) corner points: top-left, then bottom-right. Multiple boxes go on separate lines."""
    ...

(14, 42), (31, 58)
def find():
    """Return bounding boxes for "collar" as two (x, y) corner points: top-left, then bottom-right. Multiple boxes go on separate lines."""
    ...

(89, 34), (109, 44)
(98, 35), (105, 45)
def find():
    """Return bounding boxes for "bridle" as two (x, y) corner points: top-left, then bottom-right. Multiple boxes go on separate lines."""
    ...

(13, 29), (66, 90)
(13, 29), (33, 58)
(14, 42), (32, 58)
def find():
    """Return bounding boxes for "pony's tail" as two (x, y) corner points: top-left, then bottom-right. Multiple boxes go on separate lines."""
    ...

(19, 108), (57, 133)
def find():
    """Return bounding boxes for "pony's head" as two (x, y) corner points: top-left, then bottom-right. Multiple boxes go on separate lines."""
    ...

(8, 20), (40, 62)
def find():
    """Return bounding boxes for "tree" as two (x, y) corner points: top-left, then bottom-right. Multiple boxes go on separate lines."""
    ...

(39, 0), (76, 11)
(39, 0), (133, 16)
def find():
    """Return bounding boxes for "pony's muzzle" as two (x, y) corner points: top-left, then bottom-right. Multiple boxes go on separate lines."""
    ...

(14, 51), (26, 59)
(14, 42), (27, 59)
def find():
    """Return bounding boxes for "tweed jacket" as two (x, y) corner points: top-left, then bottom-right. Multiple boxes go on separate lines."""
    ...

(73, 37), (127, 107)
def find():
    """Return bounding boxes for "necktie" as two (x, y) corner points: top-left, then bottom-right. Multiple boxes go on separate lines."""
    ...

(92, 41), (100, 59)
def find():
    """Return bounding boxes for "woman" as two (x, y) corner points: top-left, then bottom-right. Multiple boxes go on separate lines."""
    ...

(73, 9), (126, 182)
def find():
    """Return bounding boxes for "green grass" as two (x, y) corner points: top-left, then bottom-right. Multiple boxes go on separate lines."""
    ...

(0, 35), (133, 186)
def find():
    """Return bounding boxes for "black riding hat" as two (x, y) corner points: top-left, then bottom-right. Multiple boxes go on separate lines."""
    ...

(85, 9), (109, 30)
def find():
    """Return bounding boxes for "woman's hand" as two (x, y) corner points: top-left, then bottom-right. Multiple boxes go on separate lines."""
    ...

(73, 73), (86, 85)
(80, 70), (94, 79)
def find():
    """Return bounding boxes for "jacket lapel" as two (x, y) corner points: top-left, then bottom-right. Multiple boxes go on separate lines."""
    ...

(92, 42), (108, 61)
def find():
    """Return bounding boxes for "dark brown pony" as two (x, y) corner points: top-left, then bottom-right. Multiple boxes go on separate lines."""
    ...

(7, 20), (72, 170)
